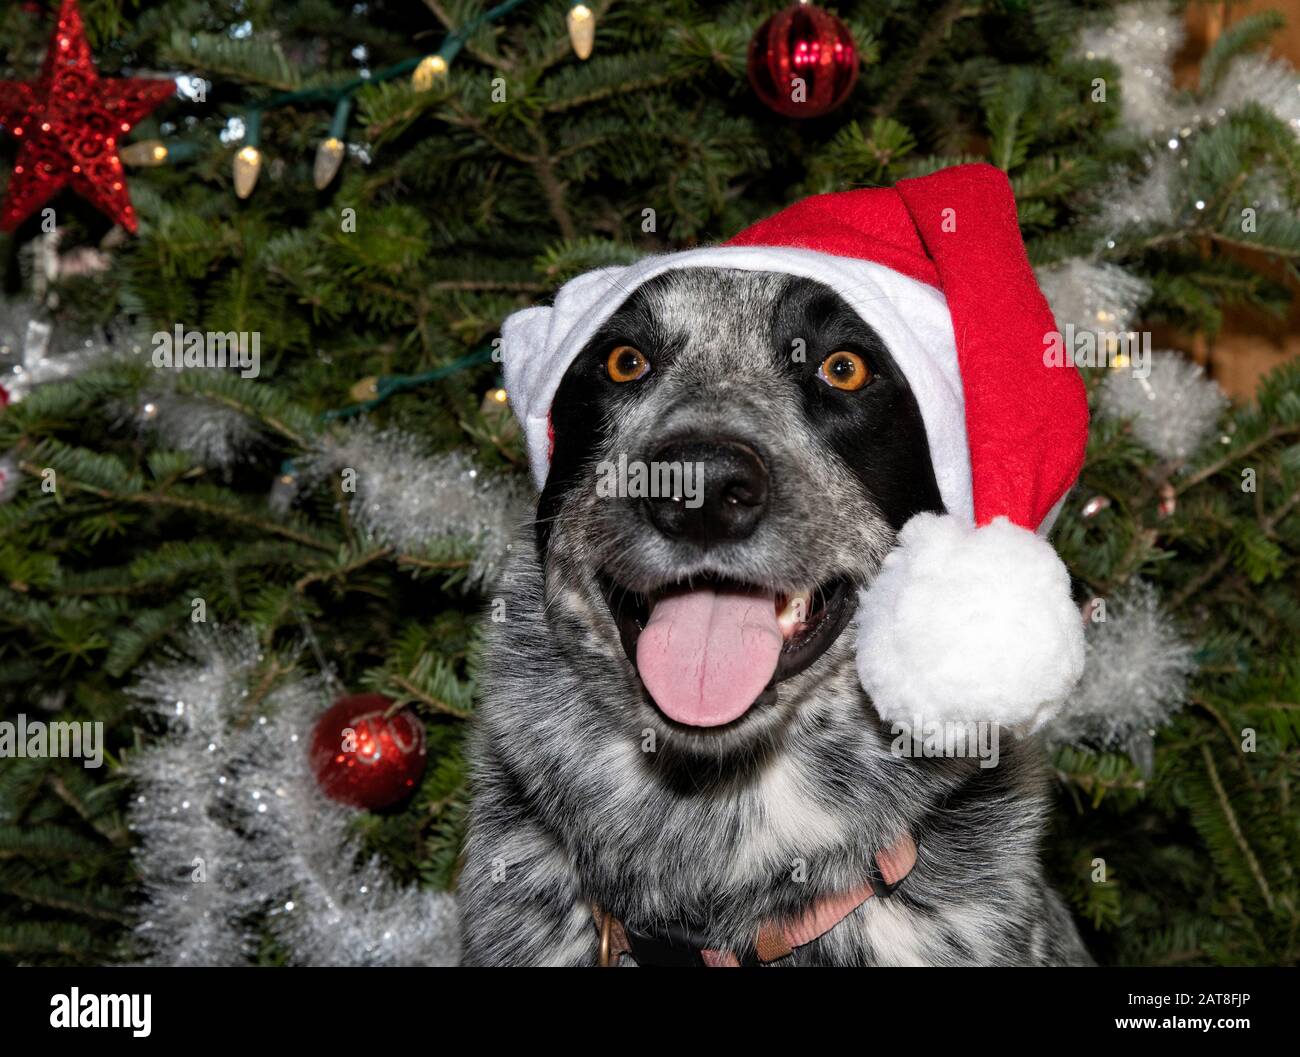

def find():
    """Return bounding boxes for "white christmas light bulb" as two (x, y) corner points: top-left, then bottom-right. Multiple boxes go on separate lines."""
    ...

(412, 54), (449, 92)
(120, 140), (169, 167)
(567, 5), (595, 61)
(233, 145), (262, 199)
(314, 137), (346, 189)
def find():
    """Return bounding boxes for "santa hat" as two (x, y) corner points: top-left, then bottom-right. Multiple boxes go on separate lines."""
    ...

(500, 163), (1088, 731)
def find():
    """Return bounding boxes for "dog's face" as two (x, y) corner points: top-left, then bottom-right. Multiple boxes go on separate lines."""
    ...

(536, 268), (942, 758)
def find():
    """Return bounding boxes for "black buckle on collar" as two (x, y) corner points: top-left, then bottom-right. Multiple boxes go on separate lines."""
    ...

(622, 921), (710, 967)
(622, 921), (767, 967)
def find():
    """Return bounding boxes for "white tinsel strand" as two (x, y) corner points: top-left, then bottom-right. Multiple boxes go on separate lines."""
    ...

(1098, 151), (1180, 233)
(1036, 260), (1152, 338)
(1046, 582), (1196, 753)
(232, 674), (461, 966)
(128, 627), (265, 966)
(306, 424), (529, 590)
(134, 389), (262, 473)
(1079, 1), (1184, 137)
(1099, 350), (1229, 460)
(1212, 53), (1300, 138)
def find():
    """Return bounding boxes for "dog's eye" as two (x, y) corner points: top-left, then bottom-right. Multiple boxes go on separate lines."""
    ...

(818, 350), (872, 391)
(606, 345), (650, 384)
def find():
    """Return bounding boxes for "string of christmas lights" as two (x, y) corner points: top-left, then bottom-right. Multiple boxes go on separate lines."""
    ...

(121, 0), (598, 197)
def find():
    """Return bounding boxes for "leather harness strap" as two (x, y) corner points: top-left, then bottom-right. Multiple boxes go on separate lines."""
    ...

(593, 833), (917, 967)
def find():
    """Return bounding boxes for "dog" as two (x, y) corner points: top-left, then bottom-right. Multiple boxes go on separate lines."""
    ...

(459, 267), (1093, 966)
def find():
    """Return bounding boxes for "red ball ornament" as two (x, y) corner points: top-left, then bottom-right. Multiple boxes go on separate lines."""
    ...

(748, 2), (858, 119)
(309, 693), (427, 810)
(0, 0), (174, 233)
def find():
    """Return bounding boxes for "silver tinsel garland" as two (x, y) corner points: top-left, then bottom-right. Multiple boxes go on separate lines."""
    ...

(129, 626), (460, 967)
(1097, 152), (1180, 233)
(131, 389), (262, 473)
(1081, 2), (1300, 141)
(110, 372), (529, 570)
(306, 424), (529, 590)
(1216, 53), (1300, 136)
(1080, 1), (1183, 137)
(1099, 350), (1228, 460)
(129, 629), (264, 966)
(1036, 260), (1152, 338)
(1046, 582), (1196, 754)
(1080, 2), (1300, 238)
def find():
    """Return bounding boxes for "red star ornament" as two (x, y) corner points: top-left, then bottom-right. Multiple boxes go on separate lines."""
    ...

(0, 0), (174, 233)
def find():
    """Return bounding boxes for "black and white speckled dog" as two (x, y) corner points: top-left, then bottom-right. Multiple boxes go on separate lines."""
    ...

(462, 165), (1095, 965)
(459, 264), (1092, 966)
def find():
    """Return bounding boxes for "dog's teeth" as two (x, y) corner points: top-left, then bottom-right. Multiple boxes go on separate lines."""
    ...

(777, 589), (813, 638)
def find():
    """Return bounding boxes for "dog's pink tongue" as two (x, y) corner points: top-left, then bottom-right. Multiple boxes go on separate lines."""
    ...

(636, 587), (782, 727)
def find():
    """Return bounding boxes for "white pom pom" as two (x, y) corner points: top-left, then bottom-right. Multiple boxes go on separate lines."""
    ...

(856, 514), (1085, 730)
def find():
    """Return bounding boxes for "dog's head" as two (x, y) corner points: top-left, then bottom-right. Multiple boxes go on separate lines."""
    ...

(533, 267), (943, 756)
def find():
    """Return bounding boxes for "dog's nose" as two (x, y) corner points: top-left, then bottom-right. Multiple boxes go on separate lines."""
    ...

(642, 438), (770, 544)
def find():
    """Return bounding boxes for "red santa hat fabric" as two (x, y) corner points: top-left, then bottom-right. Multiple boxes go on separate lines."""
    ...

(726, 163), (1089, 532)
(499, 163), (1090, 729)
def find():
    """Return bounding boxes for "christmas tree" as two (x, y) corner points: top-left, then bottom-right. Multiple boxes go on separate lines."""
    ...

(1, 0), (1297, 966)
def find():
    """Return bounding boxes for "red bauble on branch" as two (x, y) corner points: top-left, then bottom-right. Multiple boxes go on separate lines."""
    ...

(0, 0), (174, 233)
(309, 693), (428, 810)
(747, 2), (858, 119)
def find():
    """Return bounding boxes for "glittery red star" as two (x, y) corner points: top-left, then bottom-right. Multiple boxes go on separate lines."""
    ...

(0, 0), (174, 233)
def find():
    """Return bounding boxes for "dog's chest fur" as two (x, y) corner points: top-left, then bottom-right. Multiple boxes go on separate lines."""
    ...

(459, 549), (1092, 966)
